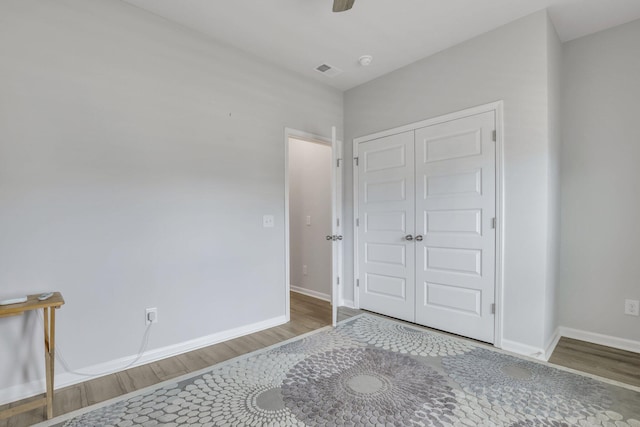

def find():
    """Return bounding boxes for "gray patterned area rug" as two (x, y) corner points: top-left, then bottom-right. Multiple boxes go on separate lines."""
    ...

(40, 314), (640, 426)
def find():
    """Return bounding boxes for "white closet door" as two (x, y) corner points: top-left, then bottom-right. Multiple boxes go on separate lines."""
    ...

(358, 131), (415, 322)
(414, 111), (496, 343)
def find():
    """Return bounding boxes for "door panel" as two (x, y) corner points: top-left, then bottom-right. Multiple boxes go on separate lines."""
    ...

(415, 111), (496, 343)
(425, 247), (482, 275)
(425, 169), (482, 197)
(424, 282), (481, 315)
(365, 144), (408, 171)
(358, 131), (415, 322)
(365, 243), (406, 267)
(366, 273), (407, 300)
(365, 211), (406, 232)
(426, 209), (481, 235)
(424, 129), (482, 162)
(365, 179), (407, 202)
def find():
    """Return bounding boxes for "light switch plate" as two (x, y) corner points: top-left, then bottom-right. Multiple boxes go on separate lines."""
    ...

(263, 215), (275, 228)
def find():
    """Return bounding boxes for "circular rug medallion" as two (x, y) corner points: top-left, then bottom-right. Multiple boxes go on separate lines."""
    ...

(281, 347), (456, 425)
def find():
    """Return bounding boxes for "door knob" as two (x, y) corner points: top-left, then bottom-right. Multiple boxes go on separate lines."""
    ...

(326, 235), (333, 241)
(415, 235), (423, 241)
(405, 235), (414, 241)
(336, 235), (343, 241)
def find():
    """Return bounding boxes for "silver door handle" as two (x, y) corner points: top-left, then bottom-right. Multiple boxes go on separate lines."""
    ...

(405, 235), (414, 241)
(336, 235), (343, 241)
(415, 235), (423, 241)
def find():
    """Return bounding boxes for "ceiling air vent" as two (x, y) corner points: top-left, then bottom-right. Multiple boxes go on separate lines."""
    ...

(315, 63), (343, 78)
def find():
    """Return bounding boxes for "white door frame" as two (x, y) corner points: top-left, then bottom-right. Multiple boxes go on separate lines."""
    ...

(284, 127), (341, 322)
(330, 127), (343, 327)
(352, 101), (505, 348)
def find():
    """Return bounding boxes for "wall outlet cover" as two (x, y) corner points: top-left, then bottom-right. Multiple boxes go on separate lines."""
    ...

(145, 307), (158, 325)
(263, 215), (275, 228)
(624, 299), (639, 316)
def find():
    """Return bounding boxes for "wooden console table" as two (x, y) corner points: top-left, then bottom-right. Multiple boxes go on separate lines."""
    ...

(0, 292), (64, 420)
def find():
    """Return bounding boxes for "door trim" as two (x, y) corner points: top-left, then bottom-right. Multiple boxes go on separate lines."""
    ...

(331, 127), (343, 327)
(352, 101), (505, 348)
(284, 127), (338, 323)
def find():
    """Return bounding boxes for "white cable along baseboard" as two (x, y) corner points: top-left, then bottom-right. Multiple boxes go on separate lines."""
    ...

(0, 315), (287, 406)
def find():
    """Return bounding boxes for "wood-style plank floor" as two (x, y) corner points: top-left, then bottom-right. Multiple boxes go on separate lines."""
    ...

(548, 337), (640, 387)
(1, 293), (638, 426)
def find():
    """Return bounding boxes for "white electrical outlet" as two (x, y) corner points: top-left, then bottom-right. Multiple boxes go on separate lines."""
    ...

(145, 307), (158, 325)
(624, 299), (639, 316)
(263, 215), (275, 228)
(303, 265), (308, 275)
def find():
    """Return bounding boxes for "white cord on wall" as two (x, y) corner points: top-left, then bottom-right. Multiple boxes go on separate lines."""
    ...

(37, 311), (154, 378)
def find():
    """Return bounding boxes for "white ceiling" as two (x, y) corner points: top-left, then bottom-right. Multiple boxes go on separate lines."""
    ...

(121, 0), (640, 91)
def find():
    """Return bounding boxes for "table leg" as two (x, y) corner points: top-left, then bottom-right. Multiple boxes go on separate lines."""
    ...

(43, 307), (55, 419)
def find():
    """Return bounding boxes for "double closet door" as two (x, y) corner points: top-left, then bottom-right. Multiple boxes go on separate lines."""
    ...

(357, 111), (497, 343)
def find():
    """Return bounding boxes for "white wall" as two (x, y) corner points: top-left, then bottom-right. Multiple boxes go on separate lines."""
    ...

(559, 18), (640, 344)
(344, 11), (559, 353)
(288, 138), (332, 300)
(544, 16), (563, 354)
(0, 0), (342, 402)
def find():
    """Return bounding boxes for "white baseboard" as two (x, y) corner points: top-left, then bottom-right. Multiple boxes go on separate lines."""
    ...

(290, 285), (330, 302)
(500, 326), (640, 363)
(500, 339), (546, 361)
(0, 379), (46, 409)
(558, 326), (640, 354)
(0, 315), (287, 406)
(341, 299), (356, 309)
(543, 327), (561, 361)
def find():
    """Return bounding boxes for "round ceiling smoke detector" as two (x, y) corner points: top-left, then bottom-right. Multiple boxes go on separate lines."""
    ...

(358, 55), (373, 66)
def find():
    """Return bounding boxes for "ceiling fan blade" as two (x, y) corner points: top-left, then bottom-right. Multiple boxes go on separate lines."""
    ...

(333, 0), (355, 12)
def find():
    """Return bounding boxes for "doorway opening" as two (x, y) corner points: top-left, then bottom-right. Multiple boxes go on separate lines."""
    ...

(284, 126), (343, 326)
(288, 136), (332, 301)
(285, 131), (332, 325)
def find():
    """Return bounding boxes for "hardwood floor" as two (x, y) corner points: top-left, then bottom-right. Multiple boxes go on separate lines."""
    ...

(1, 292), (638, 426)
(0, 293), (358, 426)
(548, 337), (640, 387)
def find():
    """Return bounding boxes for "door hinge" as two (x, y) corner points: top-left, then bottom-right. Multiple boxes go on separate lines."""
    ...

(337, 276), (340, 285)
(491, 217), (497, 229)
(491, 303), (496, 314)
(492, 130), (497, 142)
(356, 279), (360, 288)
(356, 218), (359, 227)
(337, 158), (341, 167)
(354, 157), (359, 166)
